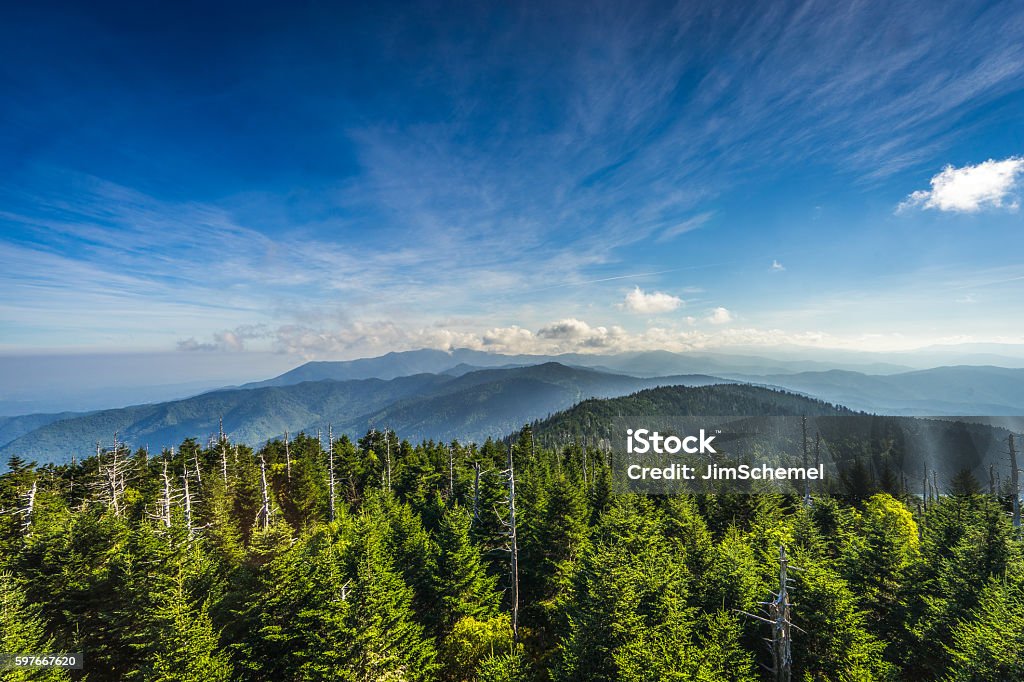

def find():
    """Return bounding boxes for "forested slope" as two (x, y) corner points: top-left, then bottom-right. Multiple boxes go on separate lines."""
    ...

(0, 364), (723, 465)
(1, 385), (1022, 680)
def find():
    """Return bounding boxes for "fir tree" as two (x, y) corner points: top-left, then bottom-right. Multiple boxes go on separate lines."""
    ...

(0, 571), (70, 681)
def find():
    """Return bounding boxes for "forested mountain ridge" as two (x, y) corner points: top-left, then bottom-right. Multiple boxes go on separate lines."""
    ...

(1, 381), (1022, 680)
(245, 348), (1024, 414)
(735, 365), (1024, 415)
(532, 383), (857, 439)
(0, 364), (727, 465)
(244, 347), (914, 388)
(0, 373), (449, 464)
(7, 356), (1024, 470)
(0, 411), (90, 450)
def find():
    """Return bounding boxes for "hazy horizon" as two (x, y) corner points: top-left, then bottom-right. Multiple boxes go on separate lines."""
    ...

(5, 342), (1024, 417)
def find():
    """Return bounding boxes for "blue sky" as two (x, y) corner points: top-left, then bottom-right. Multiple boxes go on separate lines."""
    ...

(2, 0), (1023, 362)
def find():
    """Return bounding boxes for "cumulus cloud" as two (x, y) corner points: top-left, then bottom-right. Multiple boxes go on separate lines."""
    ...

(537, 318), (627, 349)
(480, 326), (536, 352)
(181, 312), (982, 359)
(706, 307), (733, 325)
(177, 325), (269, 352)
(898, 157), (1024, 212)
(620, 286), (684, 314)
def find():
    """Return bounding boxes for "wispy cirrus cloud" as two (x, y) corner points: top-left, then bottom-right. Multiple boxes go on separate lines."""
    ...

(3, 0), (1024, 359)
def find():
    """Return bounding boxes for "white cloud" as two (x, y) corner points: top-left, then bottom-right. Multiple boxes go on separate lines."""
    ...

(480, 326), (536, 353)
(177, 325), (270, 352)
(537, 318), (627, 349)
(178, 307), (1024, 360)
(706, 307), (734, 325)
(771, 260), (785, 271)
(898, 157), (1024, 212)
(620, 286), (684, 314)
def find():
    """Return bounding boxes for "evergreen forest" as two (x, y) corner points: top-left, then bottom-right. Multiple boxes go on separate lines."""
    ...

(2, 389), (1023, 681)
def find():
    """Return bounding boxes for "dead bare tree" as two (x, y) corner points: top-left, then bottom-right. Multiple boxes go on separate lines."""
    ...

(1, 478), (38, 538)
(94, 433), (131, 517)
(448, 445), (455, 500)
(219, 421), (230, 486)
(384, 428), (393, 491)
(161, 457), (173, 528)
(1010, 434), (1020, 529)
(20, 481), (36, 536)
(768, 546), (795, 682)
(181, 468), (194, 537)
(258, 450), (272, 531)
(922, 466), (927, 508)
(472, 460), (482, 525)
(284, 430), (292, 482)
(740, 546), (799, 682)
(327, 424), (337, 523)
(496, 444), (520, 643)
(582, 442), (589, 487)
(192, 448), (203, 489)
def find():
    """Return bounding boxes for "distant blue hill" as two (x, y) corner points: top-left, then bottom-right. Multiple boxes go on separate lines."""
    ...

(0, 363), (724, 464)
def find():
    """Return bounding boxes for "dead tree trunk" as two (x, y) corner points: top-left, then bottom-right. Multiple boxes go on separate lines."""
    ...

(220, 430), (230, 487)
(1010, 434), (1020, 529)
(923, 465), (929, 509)
(285, 430), (291, 482)
(501, 445), (520, 643)
(739, 545), (797, 682)
(258, 451), (272, 531)
(385, 429), (393, 491)
(21, 481), (36, 536)
(448, 445), (455, 500)
(472, 461), (482, 526)
(99, 433), (130, 517)
(108, 435), (121, 517)
(181, 469), (194, 537)
(770, 546), (793, 682)
(327, 425), (336, 523)
(161, 457), (173, 528)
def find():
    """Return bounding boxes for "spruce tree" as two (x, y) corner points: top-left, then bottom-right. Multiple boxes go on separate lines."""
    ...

(0, 571), (70, 681)
(342, 525), (438, 681)
(945, 578), (1024, 681)
(434, 504), (500, 631)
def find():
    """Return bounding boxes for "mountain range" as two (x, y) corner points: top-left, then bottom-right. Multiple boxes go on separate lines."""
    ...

(2, 348), (1023, 467)
(0, 363), (724, 463)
